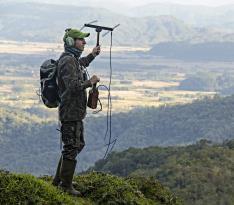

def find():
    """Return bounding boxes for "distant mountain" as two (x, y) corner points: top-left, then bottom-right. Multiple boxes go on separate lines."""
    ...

(90, 139), (234, 205)
(148, 42), (234, 61)
(129, 3), (234, 29)
(5, 0), (234, 28)
(0, 2), (234, 46)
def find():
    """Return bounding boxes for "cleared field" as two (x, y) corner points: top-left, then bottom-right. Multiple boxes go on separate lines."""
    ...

(0, 40), (150, 54)
(0, 72), (216, 115)
(0, 43), (223, 117)
(132, 80), (179, 88)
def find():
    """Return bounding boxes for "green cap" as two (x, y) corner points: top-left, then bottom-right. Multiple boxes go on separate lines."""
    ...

(63, 28), (90, 42)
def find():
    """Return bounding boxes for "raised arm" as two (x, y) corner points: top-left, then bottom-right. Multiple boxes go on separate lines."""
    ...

(78, 46), (101, 67)
(78, 53), (95, 67)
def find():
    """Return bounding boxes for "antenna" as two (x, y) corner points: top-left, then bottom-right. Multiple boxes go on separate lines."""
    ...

(84, 23), (120, 46)
(84, 22), (120, 158)
(102, 24), (120, 37)
(80, 20), (98, 31)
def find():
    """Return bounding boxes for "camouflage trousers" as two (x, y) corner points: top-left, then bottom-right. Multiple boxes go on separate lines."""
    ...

(60, 120), (85, 161)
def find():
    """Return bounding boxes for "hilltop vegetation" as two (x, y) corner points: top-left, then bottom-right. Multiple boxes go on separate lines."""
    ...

(0, 170), (182, 205)
(90, 140), (234, 205)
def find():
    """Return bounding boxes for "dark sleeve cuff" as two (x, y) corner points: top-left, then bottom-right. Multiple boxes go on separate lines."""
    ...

(78, 53), (96, 67)
(87, 53), (95, 61)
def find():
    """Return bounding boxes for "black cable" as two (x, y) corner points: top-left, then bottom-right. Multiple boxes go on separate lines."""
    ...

(95, 84), (110, 113)
(103, 31), (115, 159)
(85, 31), (117, 159)
(97, 84), (110, 92)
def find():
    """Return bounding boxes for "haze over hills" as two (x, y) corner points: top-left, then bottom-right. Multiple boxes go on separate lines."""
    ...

(1, 2), (234, 46)
(128, 3), (234, 28)
(4, 0), (234, 29)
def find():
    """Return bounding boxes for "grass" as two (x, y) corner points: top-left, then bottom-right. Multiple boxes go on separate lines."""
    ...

(0, 170), (183, 205)
(0, 170), (82, 205)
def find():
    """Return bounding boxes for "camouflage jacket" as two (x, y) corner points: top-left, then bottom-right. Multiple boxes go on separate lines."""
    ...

(57, 52), (95, 121)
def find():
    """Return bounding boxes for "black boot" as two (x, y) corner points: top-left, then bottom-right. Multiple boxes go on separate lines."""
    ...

(59, 158), (81, 196)
(52, 156), (62, 186)
(52, 156), (78, 187)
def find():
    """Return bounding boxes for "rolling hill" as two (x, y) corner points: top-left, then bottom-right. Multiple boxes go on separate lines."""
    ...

(90, 140), (234, 205)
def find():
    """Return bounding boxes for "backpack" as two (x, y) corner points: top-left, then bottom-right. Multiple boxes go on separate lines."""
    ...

(40, 58), (60, 108)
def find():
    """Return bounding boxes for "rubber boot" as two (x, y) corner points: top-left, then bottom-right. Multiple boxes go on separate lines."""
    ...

(52, 156), (78, 187)
(59, 158), (81, 196)
(52, 156), (62, 186)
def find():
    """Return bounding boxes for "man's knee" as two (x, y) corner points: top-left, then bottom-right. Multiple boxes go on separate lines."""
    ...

(61, 120), (85, 159)
(62, 147), (79, 161)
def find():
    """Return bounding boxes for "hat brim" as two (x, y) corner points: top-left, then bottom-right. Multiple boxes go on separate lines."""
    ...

(79, 32), (90, 38)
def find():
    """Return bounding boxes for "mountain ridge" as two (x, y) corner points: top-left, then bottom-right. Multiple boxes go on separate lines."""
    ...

(0, 2), (234, 46)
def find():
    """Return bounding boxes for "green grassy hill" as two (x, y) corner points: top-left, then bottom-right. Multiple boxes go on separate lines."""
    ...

(0, 170), (182, 205)
(90, 140), (234, 205)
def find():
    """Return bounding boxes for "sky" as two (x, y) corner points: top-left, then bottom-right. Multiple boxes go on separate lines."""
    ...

(5, 0), (234, 7)
(98, 0), (234, 7)
(132, 0), (234, 6)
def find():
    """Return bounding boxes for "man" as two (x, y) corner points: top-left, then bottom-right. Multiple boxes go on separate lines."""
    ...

(52, 28), (100, 196)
